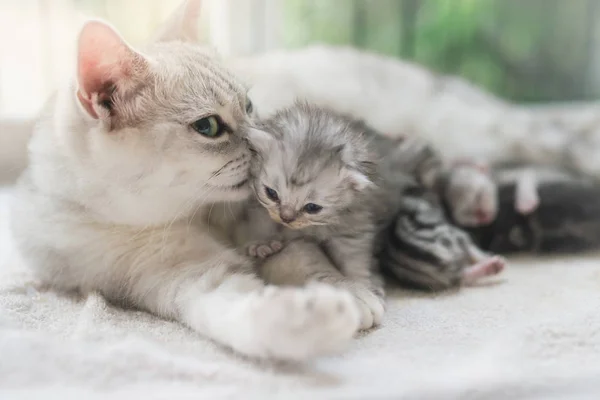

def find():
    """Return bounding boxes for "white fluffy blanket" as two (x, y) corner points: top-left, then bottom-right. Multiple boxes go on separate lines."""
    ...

(2, 185), (600, 400)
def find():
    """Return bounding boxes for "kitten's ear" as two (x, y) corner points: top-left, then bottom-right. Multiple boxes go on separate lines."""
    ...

(152, 0), (202, 43)
(246, 128), (274, 154)
(76, 20), (149, 120)
(333, 144), (373, 191)
(345, 169), (372, 192)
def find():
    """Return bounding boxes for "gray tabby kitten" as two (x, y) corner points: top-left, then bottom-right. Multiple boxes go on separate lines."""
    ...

(235, 102), (385, 330)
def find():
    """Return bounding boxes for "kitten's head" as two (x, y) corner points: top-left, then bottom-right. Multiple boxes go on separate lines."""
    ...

(246, 102), (376, 229)
(47, 1), (254, 224)
(443, 164), (498, 227)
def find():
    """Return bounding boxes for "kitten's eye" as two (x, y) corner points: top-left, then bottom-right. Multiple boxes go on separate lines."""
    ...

(245, 99), (253, 114)
(264, 186), (279, 202)
(191, 116), (222, 138)
(303, 203), (323, 214)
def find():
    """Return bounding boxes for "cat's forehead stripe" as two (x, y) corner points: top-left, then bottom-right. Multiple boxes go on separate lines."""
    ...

(203, 69), (245, 105)
(157, 44), (246, 111)
(195, 66), (245, 108)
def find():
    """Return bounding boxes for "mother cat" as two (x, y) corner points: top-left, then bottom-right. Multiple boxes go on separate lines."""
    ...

(10, 0), (361, 361)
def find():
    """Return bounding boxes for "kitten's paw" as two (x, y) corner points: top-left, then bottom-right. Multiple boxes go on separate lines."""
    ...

(348, 284), (386, 330)
(247, 240), (284, 259)
(515, 171), (540, 215)
(516, 192), (540, 215)
(461, 255), (506, 285)
(248, 284), (360, 360)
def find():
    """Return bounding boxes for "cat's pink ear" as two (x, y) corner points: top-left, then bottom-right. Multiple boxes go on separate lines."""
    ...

(152, 0), (202, 43)
(76, 20), (148, 119)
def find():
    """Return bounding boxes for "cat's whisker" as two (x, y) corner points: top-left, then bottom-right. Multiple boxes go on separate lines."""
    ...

(187, 185), (219, 234)
(206, 200), (217, 233)
(227, 202), (236, 221)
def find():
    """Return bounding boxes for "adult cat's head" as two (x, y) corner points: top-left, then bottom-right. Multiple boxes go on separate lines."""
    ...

(32, 0), (253, 225)
(245, 102), (376, 229)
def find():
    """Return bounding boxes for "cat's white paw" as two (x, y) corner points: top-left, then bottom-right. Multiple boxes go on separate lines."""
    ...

(247, 240), (284, 259)
(348, 284), (386, 330)
(246, 283), (360, 360)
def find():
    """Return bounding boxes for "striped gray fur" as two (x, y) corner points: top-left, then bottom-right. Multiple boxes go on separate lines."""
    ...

(377, 184), (493, 291)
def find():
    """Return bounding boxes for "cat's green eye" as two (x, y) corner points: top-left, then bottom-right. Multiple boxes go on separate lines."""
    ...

(245, 99), (253, 114)
(191, 116), (221, 138)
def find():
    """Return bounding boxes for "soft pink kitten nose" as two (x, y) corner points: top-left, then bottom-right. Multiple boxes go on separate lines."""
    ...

(279, 207), (296, 223)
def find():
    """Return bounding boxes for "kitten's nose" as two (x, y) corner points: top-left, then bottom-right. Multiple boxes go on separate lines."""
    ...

(279, 207), (296, 223)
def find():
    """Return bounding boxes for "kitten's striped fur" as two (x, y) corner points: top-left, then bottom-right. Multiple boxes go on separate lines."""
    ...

(379, 185), (502, 291)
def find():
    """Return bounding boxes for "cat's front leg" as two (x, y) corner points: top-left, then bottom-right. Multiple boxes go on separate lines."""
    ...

(246, 239), (284, 259)
(233, 203), (286, 259)
(114, 228), (360, 361)
(322, 235), (386, 329)
(259, 239), (384, 331)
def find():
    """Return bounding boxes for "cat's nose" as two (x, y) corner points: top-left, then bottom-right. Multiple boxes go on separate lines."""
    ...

(279, 207), (296, 223)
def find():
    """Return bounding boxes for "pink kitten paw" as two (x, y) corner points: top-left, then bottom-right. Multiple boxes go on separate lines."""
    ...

(461, 255), (506, 285)
(247, 240), (284, 259)
(516, 193), (540, 215)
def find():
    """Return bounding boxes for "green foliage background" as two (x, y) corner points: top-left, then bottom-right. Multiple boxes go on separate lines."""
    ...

(282, 0), (600, 103)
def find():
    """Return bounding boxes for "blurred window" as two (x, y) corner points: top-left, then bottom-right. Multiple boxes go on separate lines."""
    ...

(0, 0), (596, 117)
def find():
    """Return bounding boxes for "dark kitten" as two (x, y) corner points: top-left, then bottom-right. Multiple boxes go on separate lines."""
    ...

(466, 180), (600, 254)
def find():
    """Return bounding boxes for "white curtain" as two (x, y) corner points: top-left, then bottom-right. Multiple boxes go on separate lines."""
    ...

(0, 0), (281, 118)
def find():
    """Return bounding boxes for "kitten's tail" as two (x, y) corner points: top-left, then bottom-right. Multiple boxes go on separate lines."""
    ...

(0, 117), (35, 184)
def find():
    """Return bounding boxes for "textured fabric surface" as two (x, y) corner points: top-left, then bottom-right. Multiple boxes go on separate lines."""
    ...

(2, 186), (600, 400)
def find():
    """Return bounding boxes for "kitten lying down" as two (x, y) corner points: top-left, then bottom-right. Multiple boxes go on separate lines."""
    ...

(441, 161), (600, 254)
(10, 1), (362, 362)
(379, 185), (506, 290)
(372, 136), (506, 291)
